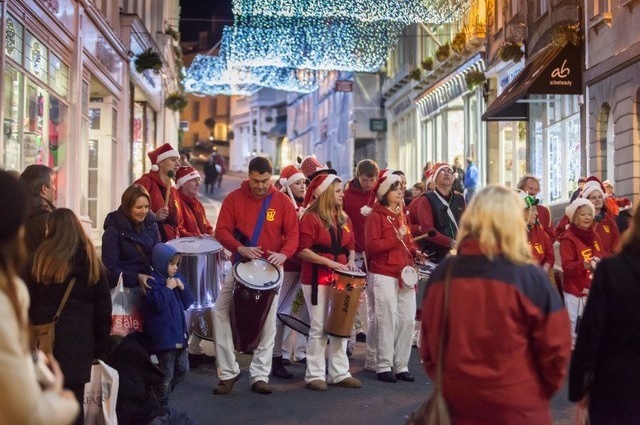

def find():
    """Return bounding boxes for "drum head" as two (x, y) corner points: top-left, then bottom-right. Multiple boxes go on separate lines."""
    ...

(167, 237), (223, 254)
(233, 259), (281, 290)
(334, 269), (366, 278)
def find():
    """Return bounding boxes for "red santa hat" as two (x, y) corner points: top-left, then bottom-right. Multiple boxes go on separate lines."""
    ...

(175, 166), (201, 188)
(565, 198), (595, 223)
(580, 176), (606, 200)
(148, 143), (179, 172)
(303, 173), (341, 207)
(432, 162), (453, 181)
(279, 165), (305, 189)
(374, 169), (401, 200)
(424, 168), (436, 186)
(299, 155), (336, 180)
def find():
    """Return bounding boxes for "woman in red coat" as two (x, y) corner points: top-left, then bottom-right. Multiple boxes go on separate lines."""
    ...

(580, 177), (620, 257)
(364, 173), (426, 383)
(517, 191), (554, 273)
(297, 173), (361, 391)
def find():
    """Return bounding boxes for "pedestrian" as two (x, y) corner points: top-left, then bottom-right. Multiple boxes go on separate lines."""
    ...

(18, 164), (56, 258)
(570, 177), (586, 203)
(142, 243), (194, 406)
(213, 151), (226, 188)
(134, 143), (184, 241)
(298, 173), (361, 391)
(517, 190), (554, 276)
(602, 179), (619, 216)
(212, 156), (299, 395)
(451, 156), (465, 194)
(203, 154), (218, 195)
(364, 172), (426, 383)
(421, 185), (571, 423)
(518, 174), (556, 242)
(175, 166), (213, 236)
(558, 198), (603, 347)
(569, 204), (640, 423)
(0, 170), (80, 425)
(463, 157), (478, 203)
(416, 162), (465, 263)
(102, 184), (160, 291)
(271, 164), (307, 379)
(29, 208), (112, 424)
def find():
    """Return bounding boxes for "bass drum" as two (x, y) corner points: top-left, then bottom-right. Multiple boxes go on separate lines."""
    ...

(277, 276), (310, 336)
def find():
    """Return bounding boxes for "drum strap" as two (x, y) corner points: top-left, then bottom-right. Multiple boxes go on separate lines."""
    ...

(232, 194), (273, 263)
(310, 225), (347, 305)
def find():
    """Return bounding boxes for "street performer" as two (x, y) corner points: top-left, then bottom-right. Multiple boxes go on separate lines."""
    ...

(134, 143), (184, 241)
(212, 157), (299, 395)
(175, 165), (213, 236)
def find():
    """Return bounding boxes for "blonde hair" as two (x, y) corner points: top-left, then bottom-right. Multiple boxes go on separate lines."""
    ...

(304, 180), (347, 229)
(456, 185), (534, 265)
(32, 208), (103, 285)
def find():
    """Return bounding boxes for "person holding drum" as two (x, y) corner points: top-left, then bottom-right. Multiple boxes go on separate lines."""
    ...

(134, 143), (184, 242)
(102, 184), (160, 291)
(212, 157), (299, 395)
(364, 173), (426, 383)
(175, 165), (213, 236)
(298, 173), (362, 391)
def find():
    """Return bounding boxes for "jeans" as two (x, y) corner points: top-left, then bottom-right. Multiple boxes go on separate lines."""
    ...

(157, 348), (189, 406)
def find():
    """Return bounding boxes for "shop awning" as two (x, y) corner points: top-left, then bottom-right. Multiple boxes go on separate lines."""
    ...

(266, 121), (287, 138)
(482, 43), (582, 121)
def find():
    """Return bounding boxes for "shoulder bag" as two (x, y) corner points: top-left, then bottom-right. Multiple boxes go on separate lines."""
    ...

(31, 278), (77, 354)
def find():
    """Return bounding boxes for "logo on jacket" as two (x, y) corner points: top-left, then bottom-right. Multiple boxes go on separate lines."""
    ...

(266, 208), (276, 222)
(580, 248), (593, 262)
(602, 224), (610, 234)
(343, 224), (351, 233)
(533, 243), (544, 255)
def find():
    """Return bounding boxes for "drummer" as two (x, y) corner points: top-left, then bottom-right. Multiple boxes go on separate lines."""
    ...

(364, 173), (426, 383)
(175, 165), (213, 236)
(298, 173), (362, 391)
(271, 165), (307, 379)
(212, 157), (299, 395)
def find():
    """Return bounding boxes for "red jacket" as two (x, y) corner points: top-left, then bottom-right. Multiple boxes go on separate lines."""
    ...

(528, 224), (554, 268)
(536, 204), (556, 242)
(421, 239), (571, 422)
(178, 192), (213, 236)
(407, 196), (422, 236)
(594, 212), (620, 257)
(298, 213), (355, 286)
(214, 181), (299, 259)
(135, 172), (184, 241)
(365, 203), (417, 283)
(343, 180), (376, 253)
(559, 225), (603, 297)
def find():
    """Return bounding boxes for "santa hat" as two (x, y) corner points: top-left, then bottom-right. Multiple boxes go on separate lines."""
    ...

(303, 173), (341, 207)
(148, 143), (179, 172)
(516, 189), (539, 209)
(580, 176), (606, 200)
(175, 166), (201, 188)
(374, 169), (402, 200)
(424, 168), (436, 186)
(279, 165), (305, 189)
(602, 179), (614, 189)
(565, 198), (595, 222)
(432, 162), (453, 181)
(298, 155), (336, 180)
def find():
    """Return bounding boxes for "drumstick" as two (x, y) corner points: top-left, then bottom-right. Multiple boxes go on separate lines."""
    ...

(411, 230), (437, 243)
(164, 170), (175, 208)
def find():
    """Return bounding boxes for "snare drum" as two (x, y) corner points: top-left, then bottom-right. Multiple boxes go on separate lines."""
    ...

(230, 258), (282, 353)
(167, 237), (224, 340)
(416, 261), (437, 307)
(325, 269), (367, 338)
(277, 276), (310, 336)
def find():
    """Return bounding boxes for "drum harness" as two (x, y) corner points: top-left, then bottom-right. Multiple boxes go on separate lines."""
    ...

(310, 224), (349, 306)
(232, 194), (273, 264)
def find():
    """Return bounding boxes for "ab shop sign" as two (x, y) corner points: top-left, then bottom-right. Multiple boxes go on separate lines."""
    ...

(532, 44), (582, 95)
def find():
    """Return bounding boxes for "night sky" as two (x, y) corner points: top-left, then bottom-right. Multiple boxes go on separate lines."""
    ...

(180, 0), (233, 42)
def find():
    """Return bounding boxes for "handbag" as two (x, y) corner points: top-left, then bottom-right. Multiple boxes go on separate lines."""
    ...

(110, 273), (144, 336)
(30, 278), (77, 354)
(84, 360), (119, 425)
(406, 261), (454, 425)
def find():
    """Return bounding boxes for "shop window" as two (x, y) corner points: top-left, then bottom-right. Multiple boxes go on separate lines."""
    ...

(2, 67), (22, 170)
(192, 100), (200, 121)
(49, 96), (67, 169)
(596, 104), (612, 179)
(5, 16), (24, 65)
(49, 53), (69, 97)
(88, 139), (99, 228)
(24, 32), (48, 82)
(132, 102), (145, 180)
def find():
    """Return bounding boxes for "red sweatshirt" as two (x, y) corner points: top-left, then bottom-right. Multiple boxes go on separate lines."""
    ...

(214, 181), (299, 259)
(407, 196), (422, 236)
(365, 203), (417, 283)
(528, 224), (554, 268)
(135, 172), (184, 241)
(557, 212), (619, 257)
(178, 191), (213, 236)
(559, 225), (603, 296)
(298, 213), (355, 286)
(343, 180), (376, 253)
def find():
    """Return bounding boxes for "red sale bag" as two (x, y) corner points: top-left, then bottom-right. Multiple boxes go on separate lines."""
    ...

(110, 273), (143, 336)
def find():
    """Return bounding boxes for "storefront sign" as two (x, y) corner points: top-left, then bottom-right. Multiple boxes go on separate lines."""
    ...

(391, 96), (412, 117)
(369, 118), (387, 132)
(335, 80), (353, 92)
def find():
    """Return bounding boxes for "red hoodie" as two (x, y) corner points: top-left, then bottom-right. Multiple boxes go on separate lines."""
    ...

(559, 225), (603, 296)
(343, 180), (376, 253)
(528, 224), (554, 268)
(135, 172), (184, 241)
(214, 181), (299, 259)
(178, 191), (213, 236)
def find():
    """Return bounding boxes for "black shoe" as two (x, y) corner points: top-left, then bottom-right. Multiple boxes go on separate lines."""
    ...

(356, 332), (367, 343)
(377, 372), (397, 383)
(395, 372), (415, 382)
(296, 357), (307, 364)
(271, 356), (293, 379)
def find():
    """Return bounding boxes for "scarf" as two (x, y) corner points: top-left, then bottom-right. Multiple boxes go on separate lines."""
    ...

(569, 223), (596, 247)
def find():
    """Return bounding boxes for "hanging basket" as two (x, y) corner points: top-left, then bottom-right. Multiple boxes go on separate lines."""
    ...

(410, 68), (422, 81)
(421, 57), (434, 71)
(135, 48), (163, 74)
(465, 70), (486, 91)
(165, 92), (188, 112)
(552, 24), (581, 47)
(498, 41), (525, 63)
(451, 32), (467, 54)
(435, 43), (450, 62)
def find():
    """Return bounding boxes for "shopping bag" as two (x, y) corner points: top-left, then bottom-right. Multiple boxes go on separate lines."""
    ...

(84, 360), (119, 425)
(406, 391), (451, 425)
(110, 274), (143, 336)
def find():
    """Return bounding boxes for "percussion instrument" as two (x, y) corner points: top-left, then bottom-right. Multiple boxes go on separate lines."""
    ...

(167, 237), (223, 340)
(230, 258), (282, 352)
(400, 265), (419, 288)
(416, 261), (437, 306)
(325, 269), (367, 338)
(277, 275), (310, 336)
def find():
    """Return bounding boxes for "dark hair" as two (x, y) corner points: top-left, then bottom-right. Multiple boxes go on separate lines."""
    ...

(248, 157), (273, 175)
(356, 159), (379, 178)
(120, 184), (151, 222)
(19, 164), (54, 196)
(378, 181), (401, 206)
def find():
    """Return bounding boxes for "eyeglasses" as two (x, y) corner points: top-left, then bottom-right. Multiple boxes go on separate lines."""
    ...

(438, 169), (453, 175)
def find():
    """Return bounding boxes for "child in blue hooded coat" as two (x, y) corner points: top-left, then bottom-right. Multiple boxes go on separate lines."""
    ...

(143, 243), (194, 406)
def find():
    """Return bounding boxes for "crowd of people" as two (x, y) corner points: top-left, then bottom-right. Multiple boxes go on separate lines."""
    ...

(1, 144), (638, 424)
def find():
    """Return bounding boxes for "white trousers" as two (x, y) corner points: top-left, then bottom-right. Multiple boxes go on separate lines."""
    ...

(564, 292), (587, 349)
(367, 273), (416, 374)
(302, 284), (351, 384)
(212, 268), (281, 384)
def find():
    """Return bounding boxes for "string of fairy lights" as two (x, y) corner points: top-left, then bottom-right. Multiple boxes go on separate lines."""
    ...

(183, 0), (473, 96)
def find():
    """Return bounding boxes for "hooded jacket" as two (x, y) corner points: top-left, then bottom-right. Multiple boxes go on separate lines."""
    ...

(215, 180), (299, 259)
(559, 224), (604, 297)
(135, 172), (184, 241)
(142, 243), (194, 353)
(177, 191), (214, 236)
(343, 179), (377, 253)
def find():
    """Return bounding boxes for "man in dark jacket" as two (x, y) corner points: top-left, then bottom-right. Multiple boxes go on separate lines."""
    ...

(19, 164), (56, 255)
